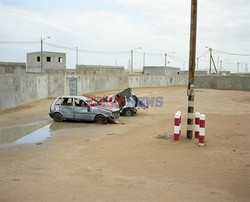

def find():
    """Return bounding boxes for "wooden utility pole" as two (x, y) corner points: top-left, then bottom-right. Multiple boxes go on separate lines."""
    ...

(187, 0), (198, 139)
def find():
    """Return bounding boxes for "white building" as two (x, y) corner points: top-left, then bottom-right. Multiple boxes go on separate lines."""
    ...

(26, 51), (66, 73)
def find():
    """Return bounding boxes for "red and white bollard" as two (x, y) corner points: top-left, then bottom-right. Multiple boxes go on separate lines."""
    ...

(177, 111), (182, 136)
(174, 111), (181, 141)
(199, 114), (205, 146)
(195, 112), (200, 138)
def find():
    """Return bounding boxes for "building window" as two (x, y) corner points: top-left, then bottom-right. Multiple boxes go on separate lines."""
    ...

(58, 57), (63, 63)
(37, 56), (40, 62)
(46, 57), (51, 62)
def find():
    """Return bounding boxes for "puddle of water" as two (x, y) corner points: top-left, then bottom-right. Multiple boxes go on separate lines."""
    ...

(0, 121), (89, 146)
(14, 124), (51, 144)
(0, 122), (51, 146)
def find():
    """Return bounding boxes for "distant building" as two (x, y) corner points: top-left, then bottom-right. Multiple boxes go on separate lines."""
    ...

(143, 66), (180, 76)
(26, 51), (66, 73)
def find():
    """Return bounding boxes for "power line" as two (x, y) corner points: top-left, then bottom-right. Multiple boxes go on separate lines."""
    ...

(168, 55), (188, 62)
(197, 50), (209, 58)
(45, 42), (130, 54)
(213, 48), (250, 56)
(0, 40), (39, 44)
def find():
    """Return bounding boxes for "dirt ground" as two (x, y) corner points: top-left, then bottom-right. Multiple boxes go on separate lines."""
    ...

(0, 86), (250, 202)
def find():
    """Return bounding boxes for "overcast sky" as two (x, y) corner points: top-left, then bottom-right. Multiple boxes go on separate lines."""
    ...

(0, 0), (250, 72)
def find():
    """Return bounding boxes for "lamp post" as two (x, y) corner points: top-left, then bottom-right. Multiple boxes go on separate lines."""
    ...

(76, 47), (78, 66)
(220, 59), (228, 69)
(131, 47), (142, 73)
(196, 54), (206, 69)
(164, 52), (175, 67)
(40, 36), (50, 73)
(206, 46), (212, 74)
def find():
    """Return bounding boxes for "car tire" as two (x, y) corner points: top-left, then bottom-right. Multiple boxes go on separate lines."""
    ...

(123, 109), (134, 116)
(95, 115), (108, 124)
(53, 113), (63, 122)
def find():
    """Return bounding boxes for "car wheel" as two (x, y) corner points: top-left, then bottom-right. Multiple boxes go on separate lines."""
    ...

(95, 115), (108, 124)
(123, 109), (134, 116)
(53, 113), (63, 122)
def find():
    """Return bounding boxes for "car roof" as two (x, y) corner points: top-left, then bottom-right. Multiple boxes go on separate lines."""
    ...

(57, 95), (88, 101)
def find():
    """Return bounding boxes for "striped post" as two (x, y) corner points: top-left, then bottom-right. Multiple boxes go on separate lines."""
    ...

(187, 85), (194, 139)
(174, 112), (181, 141)
(177, 111), (182, 136)
(199, 114), (205, 146)
(195, 112), (200, 138)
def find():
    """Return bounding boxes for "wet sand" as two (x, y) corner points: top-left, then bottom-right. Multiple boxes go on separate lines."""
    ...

(0, 86), (250, 201)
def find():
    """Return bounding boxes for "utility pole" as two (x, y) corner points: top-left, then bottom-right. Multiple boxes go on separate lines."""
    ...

(131, 50), (133, 73)
(186, 0), (197, 140)
(165, 52), (174, 67)
(143, 52), (145, 67)
(165, 53), (167, 67)
(40, 36), (50, 73)
(130, 47), (142, 74)
(76, 47), (78, 66)
(208, 48), (212, 74)
(237, 62), (240, 72)
(40, 37), (43, 73)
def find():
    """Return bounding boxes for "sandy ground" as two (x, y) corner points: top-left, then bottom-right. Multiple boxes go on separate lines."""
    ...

(0, 86), (250, 201)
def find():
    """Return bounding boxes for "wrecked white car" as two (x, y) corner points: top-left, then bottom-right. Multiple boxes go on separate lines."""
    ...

(99, 88), (148, 116)
(49, 96), (120, 124)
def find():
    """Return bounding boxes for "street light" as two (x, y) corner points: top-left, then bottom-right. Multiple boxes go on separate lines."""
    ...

(196, 54), (206, 69)
(164, 52), (175, 67)
(131, 47), (142, 73)
(41, 36), (50, 73)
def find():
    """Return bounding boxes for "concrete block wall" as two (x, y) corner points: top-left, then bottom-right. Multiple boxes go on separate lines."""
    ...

(0, 62), (26, 74)
(195, 75), (250, 91)
(0, 74), (48, 109)
(1, 72), (250, 110)
(76, 65), (125, 75)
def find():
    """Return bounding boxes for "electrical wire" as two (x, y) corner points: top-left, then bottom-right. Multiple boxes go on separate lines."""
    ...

(197, 50), (209, 58)
(44, 42), (130, 54)
(0, 40), (39, 44)
(213, 48), (250, 57)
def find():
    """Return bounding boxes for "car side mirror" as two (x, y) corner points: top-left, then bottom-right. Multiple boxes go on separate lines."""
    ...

(87, 107), (90, 112)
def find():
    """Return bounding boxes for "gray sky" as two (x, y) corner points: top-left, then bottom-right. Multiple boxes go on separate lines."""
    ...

(0, 0), (250, 72)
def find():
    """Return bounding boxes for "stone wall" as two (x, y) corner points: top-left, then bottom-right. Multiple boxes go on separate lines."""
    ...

(1, 71), (250, 110)
(0, 62), (26, 74)
(195, 75), (250, 91)
(0, 71), (188, 110)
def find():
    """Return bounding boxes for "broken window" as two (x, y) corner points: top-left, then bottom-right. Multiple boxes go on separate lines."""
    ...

(55, 98), (63, 105)
(61, 98), (73, 106)
(58, 57), (63, 63)
(75, 99), (86, 107)
(37, 56), (40, 62)
(46, 57), (51, 62)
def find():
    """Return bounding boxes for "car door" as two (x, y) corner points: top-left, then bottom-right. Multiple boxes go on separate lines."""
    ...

(74, 99), (93, 121)
(59, 97), (75, 120)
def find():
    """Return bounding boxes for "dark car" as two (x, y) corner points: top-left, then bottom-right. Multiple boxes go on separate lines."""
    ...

(99, 88), (148, 116)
